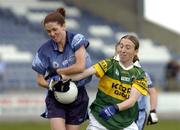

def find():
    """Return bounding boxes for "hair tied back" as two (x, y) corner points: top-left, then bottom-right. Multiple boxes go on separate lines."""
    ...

(56, 8), (66, 18)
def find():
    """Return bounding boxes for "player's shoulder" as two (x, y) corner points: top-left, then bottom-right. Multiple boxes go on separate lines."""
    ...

(133, 65), (146, 78)
(67, 31), (89, 50)
(67, 31), (85, 42)
(103, 57), (116, 64)
(95, 57), (113, 68)
(37, 39), (53, 54)
(133, 65), (144, 71)
(72, 33), (86, 44)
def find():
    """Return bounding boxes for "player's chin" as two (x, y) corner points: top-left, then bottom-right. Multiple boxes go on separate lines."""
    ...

(51, 37), (58, 43)
(52, 39), (58, 43)
(119, 57), (127, 63)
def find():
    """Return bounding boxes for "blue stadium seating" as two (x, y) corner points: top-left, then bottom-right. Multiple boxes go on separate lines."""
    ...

(0, 0), (174, 91)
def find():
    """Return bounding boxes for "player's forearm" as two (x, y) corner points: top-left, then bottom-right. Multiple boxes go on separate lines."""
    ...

(149, 88), (158, 110)
(63, 73), (85, 81)
(117, 87), (140, 111)
(36, 74), (48, 89)
(147, 88), (159, 125)
(62, 67), (96, 81)
(56, 48), (86, 75)
(56, 63), (85, 75)
(150, 94), (157, 110)
(117, 98), (137, 111)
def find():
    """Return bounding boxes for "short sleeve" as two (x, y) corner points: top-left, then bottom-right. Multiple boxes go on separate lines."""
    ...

(32, 52), (46, 75)
(145, 72), (153, 88)
(71, 34), (89, 51)
(93, 59), (109, 78)
(132, 74), (148, 96)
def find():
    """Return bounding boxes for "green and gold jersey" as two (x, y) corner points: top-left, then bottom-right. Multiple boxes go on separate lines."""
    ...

(90, 57), (148, 130)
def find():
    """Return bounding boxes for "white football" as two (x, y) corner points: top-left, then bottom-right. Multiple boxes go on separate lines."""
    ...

(54, 81), (78, 104)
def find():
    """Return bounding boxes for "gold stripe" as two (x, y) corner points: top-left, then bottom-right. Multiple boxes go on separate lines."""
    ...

(133, 78), (148, 96)
(93, 60), (108, 78)
(98, 76), (131, 101)
(93, 64), (105, 78)
(133, 83), (148, 96)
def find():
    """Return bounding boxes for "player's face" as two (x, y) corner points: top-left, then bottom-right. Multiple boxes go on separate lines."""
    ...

(116, 38), (138, 66)
(45, 22), (66, 44)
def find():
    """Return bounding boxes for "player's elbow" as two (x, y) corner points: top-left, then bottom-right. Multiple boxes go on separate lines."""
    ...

(76, 63), (86, 73)
(79, 66), (85, 72)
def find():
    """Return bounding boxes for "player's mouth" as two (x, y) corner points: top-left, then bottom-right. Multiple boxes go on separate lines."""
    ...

(120, 54), (127, 58)
(52, 36), (58, 42)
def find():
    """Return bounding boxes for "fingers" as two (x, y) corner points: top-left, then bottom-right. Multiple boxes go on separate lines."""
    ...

(147, 112), (158, 125)
(150, 112), (158, 123)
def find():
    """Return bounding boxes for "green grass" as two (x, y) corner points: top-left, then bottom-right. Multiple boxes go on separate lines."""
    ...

(0, 120), (179, 130)
(144, 120), (180, 130)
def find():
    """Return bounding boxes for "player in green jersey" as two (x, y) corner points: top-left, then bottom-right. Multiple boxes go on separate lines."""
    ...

(61, 35), (148, 130)
(116, 40), (158, 130)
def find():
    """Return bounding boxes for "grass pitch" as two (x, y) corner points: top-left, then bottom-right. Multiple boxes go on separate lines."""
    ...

(0, 120), (179, 130)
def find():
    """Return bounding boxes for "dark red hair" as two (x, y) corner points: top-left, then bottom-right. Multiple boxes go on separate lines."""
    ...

(43, 7), (66, 26)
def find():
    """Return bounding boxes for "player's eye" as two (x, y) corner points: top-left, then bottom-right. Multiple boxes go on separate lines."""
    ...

(52, 28), (58, 32)
(126, 45), (131, 50)
(119, 45), (123, 49)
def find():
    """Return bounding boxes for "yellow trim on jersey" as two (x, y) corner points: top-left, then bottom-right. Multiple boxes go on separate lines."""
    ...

(98, 76), (131, 101)
(133, 79), (148, 96)
(93, 60), (108, 78)
(93, 65), (104, 78)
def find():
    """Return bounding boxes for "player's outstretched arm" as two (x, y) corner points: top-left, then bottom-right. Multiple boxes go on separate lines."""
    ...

(62, 66), (96, 81)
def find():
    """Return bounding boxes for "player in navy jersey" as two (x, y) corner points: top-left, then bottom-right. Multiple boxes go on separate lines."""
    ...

(32, 7), (92, 130)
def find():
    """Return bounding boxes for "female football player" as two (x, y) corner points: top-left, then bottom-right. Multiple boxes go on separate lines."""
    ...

(32, 7), (92, 130)
(116, 42), (158, 130)
(62, 35), (148, 130)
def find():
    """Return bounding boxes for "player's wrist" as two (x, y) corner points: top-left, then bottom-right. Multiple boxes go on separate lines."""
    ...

(113, 104), (119, 112)
(44, 69), (58, 80)
(99, 104), (119, 120)
(150, 109), (156, 113)
(48, 75), (62, 91)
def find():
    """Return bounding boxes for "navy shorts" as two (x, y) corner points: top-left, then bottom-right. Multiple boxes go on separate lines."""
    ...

(41, 87), (89, 125)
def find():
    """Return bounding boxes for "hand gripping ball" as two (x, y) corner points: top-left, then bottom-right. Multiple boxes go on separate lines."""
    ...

(54, 81), (78, 104)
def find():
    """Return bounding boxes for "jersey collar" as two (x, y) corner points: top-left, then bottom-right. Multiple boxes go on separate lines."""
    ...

(113, 55), (134, 70)
(51, 31), (70, 52)
(134, 60), (141, 68)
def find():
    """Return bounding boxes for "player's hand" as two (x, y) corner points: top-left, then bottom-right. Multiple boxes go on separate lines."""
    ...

(99, 105), (119, 120)
(54, 79), (71, 92)
(147, 109), (158, 125)
(44, 69), (57, 80)
(48, 75), (62, 91)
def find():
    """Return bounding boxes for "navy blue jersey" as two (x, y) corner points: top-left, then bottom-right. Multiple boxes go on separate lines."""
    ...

(32, 31), (92, 87)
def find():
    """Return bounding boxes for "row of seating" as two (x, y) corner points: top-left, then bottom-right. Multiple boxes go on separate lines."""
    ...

(0, 0), (172, 90)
